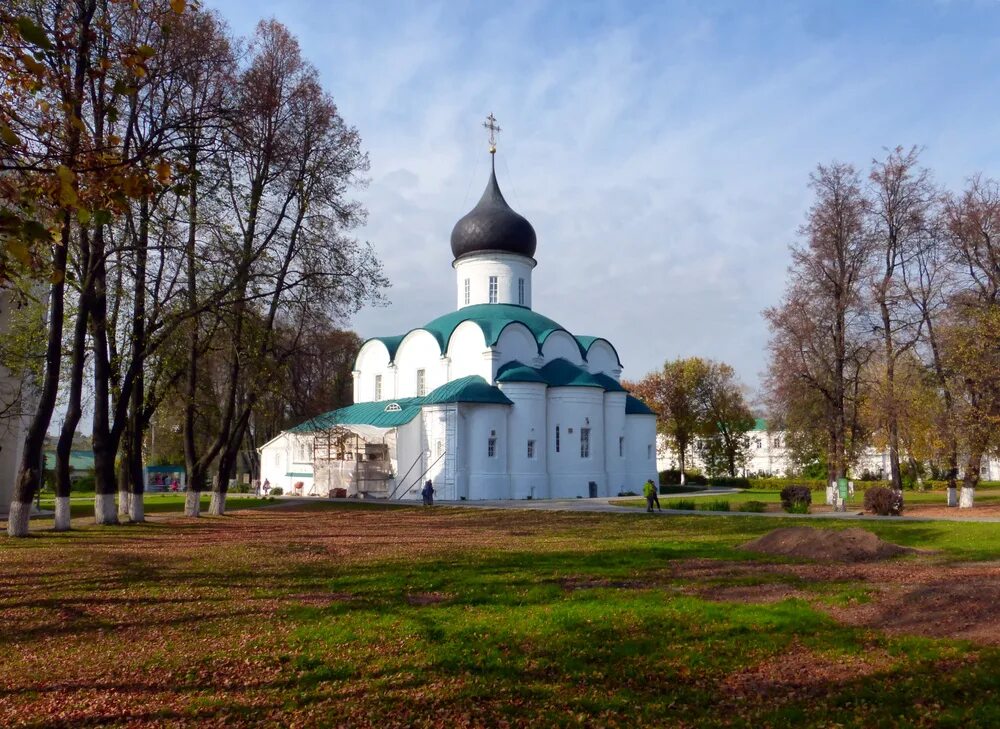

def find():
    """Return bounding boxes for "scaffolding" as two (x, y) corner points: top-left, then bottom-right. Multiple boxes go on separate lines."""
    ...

(311, 425), (395, 498)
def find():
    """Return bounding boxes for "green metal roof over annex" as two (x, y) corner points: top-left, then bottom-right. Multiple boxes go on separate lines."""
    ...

(625, 395), (656, 416)
(366, 303), (595, 363)
(496, 359), (627, 393)
(290, 376), (512, 432)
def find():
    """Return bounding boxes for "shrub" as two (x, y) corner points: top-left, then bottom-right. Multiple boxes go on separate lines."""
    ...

(708, 476), (751, 489)
(742, 500), (767, 513)
(231, 483), (251, 494)
(780, 486), (812, 514)
(671, 500), (696, 510)
(269, 487), (284, 496)
(749, 477), (827, 491)
(864, 486), (903, 516)
(72, 474), (96, 493)
(659, 484), (705, 495)
(698, 499), (731, 512)
(659, 470), (708, 486)
(617, 490), (638, 497)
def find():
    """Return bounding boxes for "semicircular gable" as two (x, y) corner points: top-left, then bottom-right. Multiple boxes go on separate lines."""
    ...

(495, 321), (541, 361)
(354, 338), (393, 371)
(394, 329), (443, 366)
(540, 330), (585, 364)
(448, 321), (490, 380)
(583, 338), (622, 374)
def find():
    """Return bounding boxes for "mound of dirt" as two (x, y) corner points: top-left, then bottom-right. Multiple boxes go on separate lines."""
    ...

(742, 527), (916, 562)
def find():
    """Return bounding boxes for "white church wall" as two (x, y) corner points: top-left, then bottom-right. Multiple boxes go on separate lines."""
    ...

(354, 340), (393, 402)
(420, 405), (458, 501)
(390, 417), (425, 499)
(499, 382), (549, 499)
(394, 329), (445, 397)
(603, 392), (628, 497)
(447, 321), (491, 381)
(494, 323), (540, 372)
(546, 387), (606, 498)
(259, 432), (315, 494)
(541, 331), (584, 366)
(466, 403), (510, 499)
(584, 340), (621, 377)
(625, 414), (658, 493)
(453, 251), (535, 308)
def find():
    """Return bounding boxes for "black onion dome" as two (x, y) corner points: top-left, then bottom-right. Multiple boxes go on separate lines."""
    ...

(450, 163), (537, 260)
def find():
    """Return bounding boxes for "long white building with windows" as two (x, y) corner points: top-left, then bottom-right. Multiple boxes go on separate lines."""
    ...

(260, 145), (658, 500)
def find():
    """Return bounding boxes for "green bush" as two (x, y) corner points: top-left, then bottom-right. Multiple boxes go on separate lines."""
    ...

(231, 483), (251, 494)
(698, 499), (731, 512)
(749, 477), (827, 491)
(658, 484), (705, 495)
(659, 470), (708, 486)
(780, 485), (812, 514)
(864, 486), (903, 516)
(671, 500), (697, 510)
(72, 474), (96, 493)
(269, 487), (283, 496)
(742, 501), (767, 513)
(708, 476), (751, 489)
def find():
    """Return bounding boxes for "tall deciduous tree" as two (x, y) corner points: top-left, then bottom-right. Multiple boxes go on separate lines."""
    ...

(695, 361), (756, 478)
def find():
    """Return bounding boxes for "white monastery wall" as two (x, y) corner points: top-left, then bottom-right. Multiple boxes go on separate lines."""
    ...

(259, 432), (315, 493)
(353, 341), (393, 402)
(499, 381), (549, 499)
(454, 252), (535, 308)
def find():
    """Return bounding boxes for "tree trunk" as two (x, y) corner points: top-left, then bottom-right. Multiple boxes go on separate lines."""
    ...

(960, 451), (982, 509)
(89, 225), (119, 526)
(8, 213), (71, 537)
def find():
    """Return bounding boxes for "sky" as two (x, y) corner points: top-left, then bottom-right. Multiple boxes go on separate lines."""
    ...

(207, 0), (1000, 396)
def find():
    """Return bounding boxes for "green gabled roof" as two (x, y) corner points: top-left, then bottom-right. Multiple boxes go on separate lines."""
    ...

(43, 450), (95, 471)
(289, 376), (511, 432)
(625, 395), (656, 415)
(574, 336), (622, 367)
(423, 375), (513, 405)
(754, 417), (767, 431)
(363, 304), (587, 364)
(292, 396), (425, 431)
(496, 358), (626, 392)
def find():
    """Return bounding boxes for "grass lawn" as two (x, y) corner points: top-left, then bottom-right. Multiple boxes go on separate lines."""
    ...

(35, 491), (277, 520)
(2, 503), (999, 726)
(613, 488), (1000, 512)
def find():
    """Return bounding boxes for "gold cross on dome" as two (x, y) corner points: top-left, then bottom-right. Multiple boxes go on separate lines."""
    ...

(483, 112), (501, 153)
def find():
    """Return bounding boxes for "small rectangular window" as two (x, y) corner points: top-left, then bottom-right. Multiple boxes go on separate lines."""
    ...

(488, 276), (498, 304)
(488, 436), (497, 458)
(464, 278), (470, 305)
(374, 374), (382, 400)
(619, 436), (624, 458)
(518, 278), (525, 305)
(555, 425), (560, 453)
(527, 439), (535, 459)
(580, 427), (591, 458)
(416, 369), (426, 396)
(647, 444), (653, 460)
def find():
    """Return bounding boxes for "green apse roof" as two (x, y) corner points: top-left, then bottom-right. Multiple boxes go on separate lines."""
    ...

(496, 359), (628, 393)
(625, 395), (656, 415)
(290, 376), (511, 432)
(753, 417), (767, 431)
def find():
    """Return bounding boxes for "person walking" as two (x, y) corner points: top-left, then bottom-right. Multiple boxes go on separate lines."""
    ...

(421, 479), (435, 506)
(643, 479), (661, 512)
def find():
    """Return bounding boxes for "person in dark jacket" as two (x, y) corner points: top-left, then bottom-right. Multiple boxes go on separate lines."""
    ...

(421, 479), (435, 506)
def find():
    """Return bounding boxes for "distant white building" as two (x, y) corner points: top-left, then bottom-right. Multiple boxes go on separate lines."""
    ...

(658, 418), (1000, 480)
(259, 143), (658, 501)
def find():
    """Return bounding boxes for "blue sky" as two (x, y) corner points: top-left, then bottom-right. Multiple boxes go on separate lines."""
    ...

(207, 0), (1000, 396)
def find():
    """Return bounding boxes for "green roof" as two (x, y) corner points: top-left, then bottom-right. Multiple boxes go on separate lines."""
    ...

(574, 336), (622, 366)
(366, 304), (586, 363)
(290, 376), (511, 432)
(625, 395), (656, 416)
(754, 418), (767, 431)
(496, 359), (627, 392)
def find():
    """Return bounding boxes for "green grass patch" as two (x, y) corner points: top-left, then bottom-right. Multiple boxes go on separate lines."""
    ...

(698, 499), (731, 512)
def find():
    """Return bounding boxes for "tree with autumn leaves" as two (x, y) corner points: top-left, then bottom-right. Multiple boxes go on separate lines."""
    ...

(2, 2), (384, 536)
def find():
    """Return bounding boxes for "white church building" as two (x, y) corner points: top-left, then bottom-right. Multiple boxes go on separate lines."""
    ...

(259, 139), (658, 501)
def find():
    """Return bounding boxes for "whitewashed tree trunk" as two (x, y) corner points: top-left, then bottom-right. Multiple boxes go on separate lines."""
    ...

(54, 496), (71, 531)
(129, 493), (144, 523)
(184, 490), (201, 517)
(6, 501), (31, 537)
(118, 490), (131, 518)
(94, 493), (119, 525)
(825, 483), (835, 505)
(208, 491), (226, 516)
(959, 487), (975, 509)
(947, 487), (958, 507)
